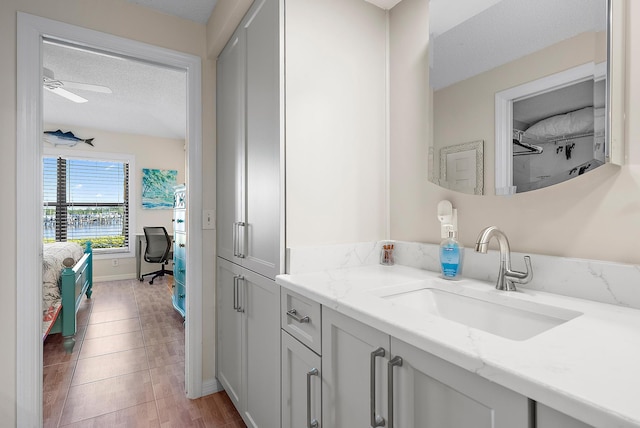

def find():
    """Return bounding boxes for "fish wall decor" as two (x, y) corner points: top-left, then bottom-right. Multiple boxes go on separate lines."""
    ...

(43, 129), (94, 147)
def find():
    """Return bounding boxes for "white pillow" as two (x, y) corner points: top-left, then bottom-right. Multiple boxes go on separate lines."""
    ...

(525, 106), (594, 139)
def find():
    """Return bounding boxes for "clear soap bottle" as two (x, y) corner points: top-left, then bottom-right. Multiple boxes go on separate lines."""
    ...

(439, 230), (462, 279)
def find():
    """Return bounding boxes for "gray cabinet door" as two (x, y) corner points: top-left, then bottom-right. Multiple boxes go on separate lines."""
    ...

(242, 0), (282, 280)
(217, 258), (281, 428)
(215, 258), (243, 409)
(536, 403), (593, 428)
(282, 330), (322, 428)
(216, 29), (245, 265)
(322, 308), (390, 428)
(216, 0), (282, 280)
(391, 337), (530, 428)
(241, 267), (281, 428)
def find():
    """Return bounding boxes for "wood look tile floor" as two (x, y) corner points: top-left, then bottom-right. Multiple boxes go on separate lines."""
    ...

(43, 277), (246, 428)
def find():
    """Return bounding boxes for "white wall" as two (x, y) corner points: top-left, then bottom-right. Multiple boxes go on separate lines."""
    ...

(390, 0), (640, 265)
(389, 0), (431, 240)
(2, 1), (212, 424)
(44, 124), (185, 281)
(285, 0), (388, 246)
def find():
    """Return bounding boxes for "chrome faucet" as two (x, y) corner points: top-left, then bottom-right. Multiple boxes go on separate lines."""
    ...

(474, 226), (533, 291)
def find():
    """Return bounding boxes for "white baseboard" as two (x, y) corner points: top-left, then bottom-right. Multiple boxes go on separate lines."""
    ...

(202, 378), (224, 396)
(94, 273), (137, 282)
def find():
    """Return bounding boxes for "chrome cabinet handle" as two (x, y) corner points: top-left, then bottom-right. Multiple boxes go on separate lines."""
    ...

(237, 221), (246, 258)
(233, 275), (239, 310)
(286, 309), (310, 323)
(232, 222), (239, 257)
(307, 368), (319, 428)
(232, 221), (246, 258)
(236, 275), (245, 313)
(387, 356), (403, 428)
(370, 347), (386, 427)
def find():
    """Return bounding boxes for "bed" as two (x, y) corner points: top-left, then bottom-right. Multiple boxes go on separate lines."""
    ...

(42, 241), (93, 353)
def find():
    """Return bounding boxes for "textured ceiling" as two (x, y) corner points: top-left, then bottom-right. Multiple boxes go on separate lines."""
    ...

(430, 0), (607, 90)
(429, 0), (503, 36)
(126, 0), (218, 23)
(43, 40), (186, 140)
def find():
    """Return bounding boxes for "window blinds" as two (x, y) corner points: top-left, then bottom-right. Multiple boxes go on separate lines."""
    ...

(43, 156), (130, 250)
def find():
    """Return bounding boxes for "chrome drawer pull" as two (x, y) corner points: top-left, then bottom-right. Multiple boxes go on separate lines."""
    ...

(286, 309), (310, 323)
(232, 222), (240, 257)
(307, 368), (319, 428)
(387, 356), (403, 428)
(236, 275), (245, 313)
(371, 347), (386, 427)
(237, 221), (246, 258)
(233, 276), (239, 310)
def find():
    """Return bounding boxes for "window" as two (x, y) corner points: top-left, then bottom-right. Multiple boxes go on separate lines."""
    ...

(43, 152), (133, 254)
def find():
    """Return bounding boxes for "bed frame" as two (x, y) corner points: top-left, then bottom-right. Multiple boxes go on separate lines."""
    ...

(47, 241), (93, 353)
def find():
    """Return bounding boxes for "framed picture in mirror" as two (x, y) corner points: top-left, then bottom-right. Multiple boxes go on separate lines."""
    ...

(439, 140), (484, 195)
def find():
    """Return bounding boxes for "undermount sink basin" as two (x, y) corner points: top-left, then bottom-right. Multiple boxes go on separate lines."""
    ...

(379, 286), (582, 341)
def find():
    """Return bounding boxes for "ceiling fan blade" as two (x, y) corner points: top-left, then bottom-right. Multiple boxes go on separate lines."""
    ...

(45, 87), (88, 104)
(61, 80), (113, 94)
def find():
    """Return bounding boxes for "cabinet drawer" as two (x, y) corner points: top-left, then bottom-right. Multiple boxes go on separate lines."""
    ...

(174, 190), (186, 210)
(173, 209), (186, 232)
(173, 282), (186, 316)
(173, 232), (186, 260)
(281, 288), (321, 355)
(175, 282), (186, 300)
(173, 253), (186, 276)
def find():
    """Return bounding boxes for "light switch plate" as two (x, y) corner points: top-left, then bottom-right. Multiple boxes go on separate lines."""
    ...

(203, 209), (215, 229)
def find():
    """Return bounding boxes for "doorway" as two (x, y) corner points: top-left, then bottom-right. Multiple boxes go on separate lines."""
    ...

(17, 13), (203, 427)
(494, 62), (606, 195)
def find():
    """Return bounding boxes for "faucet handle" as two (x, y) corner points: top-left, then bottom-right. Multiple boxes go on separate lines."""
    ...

(506, 255), (533, 284)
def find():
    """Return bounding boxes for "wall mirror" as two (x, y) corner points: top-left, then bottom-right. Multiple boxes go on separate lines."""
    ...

(428, 0), (616, 195)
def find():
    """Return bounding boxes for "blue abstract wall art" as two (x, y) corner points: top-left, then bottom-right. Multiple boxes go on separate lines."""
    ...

(141, 168), (177, 209)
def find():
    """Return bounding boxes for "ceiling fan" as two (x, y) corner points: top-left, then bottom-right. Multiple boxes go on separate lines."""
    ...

(43, 67), (112, 104)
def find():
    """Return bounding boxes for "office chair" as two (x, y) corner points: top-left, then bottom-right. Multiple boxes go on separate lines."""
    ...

(140, 226), (173, 284)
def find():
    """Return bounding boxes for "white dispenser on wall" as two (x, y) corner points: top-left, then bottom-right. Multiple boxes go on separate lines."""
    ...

(437, 200), (462, 279)
(437, 200), (457, 238)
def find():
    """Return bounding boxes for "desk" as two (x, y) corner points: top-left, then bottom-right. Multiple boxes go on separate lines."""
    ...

(135, 234), (146, 280)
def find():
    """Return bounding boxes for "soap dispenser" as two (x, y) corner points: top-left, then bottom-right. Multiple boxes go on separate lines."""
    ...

(439, 228), (461, 279)
(437, 200), (462, 279)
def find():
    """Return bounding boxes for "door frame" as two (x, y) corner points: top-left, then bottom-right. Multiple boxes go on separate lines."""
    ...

(17, 13), (204, 426)
(494, 62), (604, 195)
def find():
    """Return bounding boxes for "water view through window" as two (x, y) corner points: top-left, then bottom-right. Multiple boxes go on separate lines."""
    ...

(43, 156), (130, 249)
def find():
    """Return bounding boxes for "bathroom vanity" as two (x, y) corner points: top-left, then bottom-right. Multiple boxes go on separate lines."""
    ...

(276, 242), (640, 428)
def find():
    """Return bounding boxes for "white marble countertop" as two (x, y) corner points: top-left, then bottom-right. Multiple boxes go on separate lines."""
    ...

(276, 264), (640, 428)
